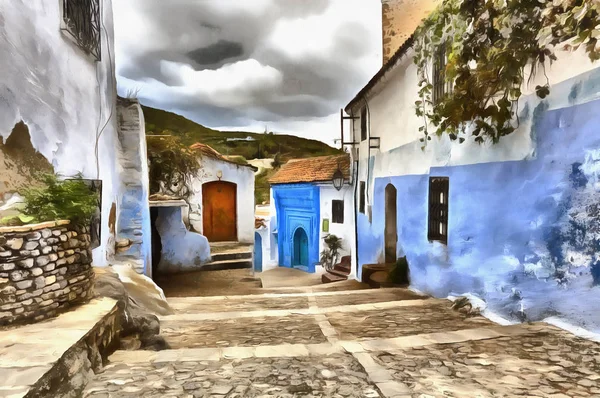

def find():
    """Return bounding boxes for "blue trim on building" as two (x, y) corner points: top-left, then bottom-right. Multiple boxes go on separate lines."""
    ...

(272, 184), (320, 273)
(357, 96), (600, 330)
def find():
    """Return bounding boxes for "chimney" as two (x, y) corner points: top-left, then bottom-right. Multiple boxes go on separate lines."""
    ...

(381, 0), (441, 64)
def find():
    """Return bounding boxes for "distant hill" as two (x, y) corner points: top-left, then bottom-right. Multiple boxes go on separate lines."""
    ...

(141, 105), (342, 204)
(142, 106), (341, 161)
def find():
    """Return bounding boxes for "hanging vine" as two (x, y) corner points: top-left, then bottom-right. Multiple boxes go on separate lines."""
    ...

(414, 0), (600, 146)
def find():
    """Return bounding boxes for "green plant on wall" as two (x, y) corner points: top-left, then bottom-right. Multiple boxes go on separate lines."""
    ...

(20, 173), (99, 225)
(147, 135), (201, 198)
(414, 0), (600, 146)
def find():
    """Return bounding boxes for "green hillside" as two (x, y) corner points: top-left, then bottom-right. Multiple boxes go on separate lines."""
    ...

(142, 106), (341, 161)
(142, 105), (342, 204)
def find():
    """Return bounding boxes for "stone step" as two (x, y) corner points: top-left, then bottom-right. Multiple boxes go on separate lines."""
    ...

(202, 258), (253, 271)
(327, 268), (350, 278)
(321, 272), (348, 284)
(333, 263), (351, 274)
(211, 251), (252, 262)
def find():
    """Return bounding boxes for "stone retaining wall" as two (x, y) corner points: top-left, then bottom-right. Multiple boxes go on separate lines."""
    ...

(0, 220), (94, 326)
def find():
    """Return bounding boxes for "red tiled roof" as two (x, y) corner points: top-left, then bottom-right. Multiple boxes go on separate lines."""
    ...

(190, 143), (257, 171)
(269, 154), (350, 185)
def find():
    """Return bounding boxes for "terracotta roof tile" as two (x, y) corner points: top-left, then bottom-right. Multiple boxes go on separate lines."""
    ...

(190, 143), (257, 171)
(269, 154), (350, 185)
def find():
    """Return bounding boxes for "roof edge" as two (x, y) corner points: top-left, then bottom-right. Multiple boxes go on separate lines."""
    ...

(344, 34), (415, 113)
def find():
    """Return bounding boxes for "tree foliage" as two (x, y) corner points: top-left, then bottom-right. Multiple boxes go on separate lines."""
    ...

(414, 0), (600, 145)
(21, 173), (99, 224)
(147, 135), (201, 199)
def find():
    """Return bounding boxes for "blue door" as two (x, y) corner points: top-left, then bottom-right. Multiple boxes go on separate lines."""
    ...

(293, 228), (309, 267)
(254, 232), (263, 272)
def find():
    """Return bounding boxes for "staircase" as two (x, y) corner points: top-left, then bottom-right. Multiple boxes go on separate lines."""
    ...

(321, 256), (351, 283)
(203, 242), (253, 271)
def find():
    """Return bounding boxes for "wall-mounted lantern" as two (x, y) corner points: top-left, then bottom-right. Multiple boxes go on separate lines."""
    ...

(216, 170), (223, 181)
(332, 166), (344, 191)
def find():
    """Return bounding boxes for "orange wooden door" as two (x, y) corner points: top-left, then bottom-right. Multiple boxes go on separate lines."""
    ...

(202, 181), (237, 242)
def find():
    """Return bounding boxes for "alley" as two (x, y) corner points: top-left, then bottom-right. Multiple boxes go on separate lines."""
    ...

(83, 288), (600, 398)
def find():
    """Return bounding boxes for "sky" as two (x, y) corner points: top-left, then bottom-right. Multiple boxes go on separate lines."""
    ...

(113, 0), (382, 147)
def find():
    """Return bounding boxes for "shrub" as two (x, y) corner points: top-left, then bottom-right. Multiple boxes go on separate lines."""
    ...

(388, 256), (410, 286)
(147, 135), (200, 198)
(21, 173), (99, 224)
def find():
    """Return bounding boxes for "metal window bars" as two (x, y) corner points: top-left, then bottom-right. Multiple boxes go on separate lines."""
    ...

(428, 177), (449, 244)
(62, 0), (102, 61)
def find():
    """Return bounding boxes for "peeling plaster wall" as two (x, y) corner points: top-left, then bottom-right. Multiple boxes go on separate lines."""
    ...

(154, 206), (210, 274)
(187, 158), (256, 243)
(348, 44), (600, 330)
(115, 98), (151, 275)
(0, 0), (121, 267)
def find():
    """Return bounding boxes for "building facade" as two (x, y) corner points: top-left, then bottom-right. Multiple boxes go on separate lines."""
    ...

(188, 143), (257, 244)
(0, 0), (152, 274)
(345, 5), (600, 330)
(269, 155), (355, 275)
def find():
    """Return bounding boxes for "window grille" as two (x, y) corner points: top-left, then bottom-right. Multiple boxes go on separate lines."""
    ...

(432, 42), (452, 105)
(360, 107), (367, 141)
(62, 0), (102, 61)
(428, 177), (449, 244)
(359, 182), (366, 214)
(332, 200), (344, 224)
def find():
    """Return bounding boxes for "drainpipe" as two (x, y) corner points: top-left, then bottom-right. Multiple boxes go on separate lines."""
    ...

(352, 159), (360, 280)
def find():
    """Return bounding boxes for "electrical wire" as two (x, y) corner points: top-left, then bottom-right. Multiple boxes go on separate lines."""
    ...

(94, 1), (115, 180)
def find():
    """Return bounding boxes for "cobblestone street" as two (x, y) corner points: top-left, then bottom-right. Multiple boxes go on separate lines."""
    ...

(84, 288), (600, 397)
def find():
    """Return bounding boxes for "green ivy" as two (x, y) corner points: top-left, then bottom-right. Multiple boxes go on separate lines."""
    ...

(414, 0), (600, 146)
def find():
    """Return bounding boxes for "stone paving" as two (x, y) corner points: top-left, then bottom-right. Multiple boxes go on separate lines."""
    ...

(327, 300), (496, 340)
(85, 354), (382, 398)
(161, 314), (326, 349)
(169, 296), (310, 314)
(82, 288), (600, 398)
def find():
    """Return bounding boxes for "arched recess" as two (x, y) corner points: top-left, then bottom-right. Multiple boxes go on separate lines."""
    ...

(202, 181), (237, 242)
(292, 227), (309, 267)
(384, 183), (398, 264)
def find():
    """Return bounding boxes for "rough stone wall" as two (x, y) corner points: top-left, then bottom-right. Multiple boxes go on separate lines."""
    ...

(0, 221), (94, 326)
(381, 0), (440, 63)
(114, 98), (152, 276)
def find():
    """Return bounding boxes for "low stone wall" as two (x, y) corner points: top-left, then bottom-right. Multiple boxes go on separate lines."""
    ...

(0, 220), (94, 326)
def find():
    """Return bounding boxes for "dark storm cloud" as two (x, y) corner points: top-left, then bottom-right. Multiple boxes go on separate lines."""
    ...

(114, 0), (380, 138)
(187, 40), (244, 66)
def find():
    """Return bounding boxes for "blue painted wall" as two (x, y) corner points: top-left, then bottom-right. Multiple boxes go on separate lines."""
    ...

(359, 97), (600, 331)
(273, 184), (320, 272)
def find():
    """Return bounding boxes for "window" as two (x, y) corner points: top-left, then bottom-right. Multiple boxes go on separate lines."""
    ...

(359, 182), (366, 214)
(432, 42), (452, 105)
(62, 0), (102, 61)
(428, 177), (449, 244)
(332, 200), (344, 224)
(360, 107), (367, 141)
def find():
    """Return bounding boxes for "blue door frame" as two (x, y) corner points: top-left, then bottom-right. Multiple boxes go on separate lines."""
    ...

(254, 232), (263, 272)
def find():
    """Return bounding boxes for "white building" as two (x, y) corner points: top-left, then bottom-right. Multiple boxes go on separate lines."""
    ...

(188, 143), (257, 244)
(267, 155), (355, 278)
(0, 1), (152, 274)
(344, 0), (600, 331)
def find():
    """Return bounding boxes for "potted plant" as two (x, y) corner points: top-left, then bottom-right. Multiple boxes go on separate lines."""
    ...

(319, 234), (343, 271)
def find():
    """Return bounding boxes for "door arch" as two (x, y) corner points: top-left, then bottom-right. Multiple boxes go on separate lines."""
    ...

(202, 181), (237, 242)
(384, 183), (397, 264)
(254, 232), (263, 272)
(292, 227), (309, 267)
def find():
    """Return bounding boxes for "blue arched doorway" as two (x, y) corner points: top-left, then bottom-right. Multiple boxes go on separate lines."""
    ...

(254, 232), (263, 272)
(293, 227), (309, 267)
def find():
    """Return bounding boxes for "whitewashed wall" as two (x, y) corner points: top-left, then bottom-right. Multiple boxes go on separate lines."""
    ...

(318, 184), (355, 277)
(350, 46), (599, 196)
(0, 0), (121, 267)
(187, 157), (255, 243)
